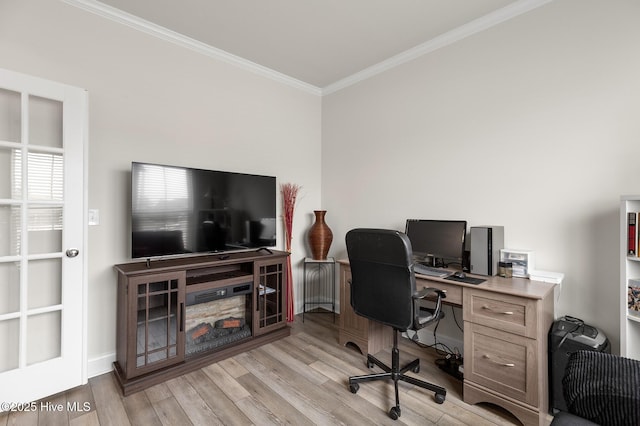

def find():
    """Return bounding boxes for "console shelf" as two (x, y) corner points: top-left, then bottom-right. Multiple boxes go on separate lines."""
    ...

(114, 249), (289, 395)
(186, 263), (253, 285)
(186, 271), (254, 293)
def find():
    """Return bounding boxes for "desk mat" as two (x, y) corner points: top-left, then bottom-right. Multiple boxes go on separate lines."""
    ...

(444, 275), (485, 285)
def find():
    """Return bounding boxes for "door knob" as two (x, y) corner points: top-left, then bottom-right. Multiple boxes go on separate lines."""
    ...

(66, 248), (79, 258)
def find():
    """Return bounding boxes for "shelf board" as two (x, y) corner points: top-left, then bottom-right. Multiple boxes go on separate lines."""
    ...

(259, 285), (276, 295)
(137, 306), (175, 325)
(627, 314), (640, 324)
(187, 270), (252, 286)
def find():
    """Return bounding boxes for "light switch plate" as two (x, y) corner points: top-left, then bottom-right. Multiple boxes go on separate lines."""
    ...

(88, 209), (99, 226)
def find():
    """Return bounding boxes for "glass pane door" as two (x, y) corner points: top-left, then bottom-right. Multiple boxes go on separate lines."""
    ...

(137, 279), (178, 367)
(129, 272), (185, 377)
(255, 261), (285, 334)
(0, 90), (64, 370)
(0, 69), (86, 406)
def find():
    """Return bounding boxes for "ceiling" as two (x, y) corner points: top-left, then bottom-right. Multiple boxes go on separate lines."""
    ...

(73, 0), (550, 93)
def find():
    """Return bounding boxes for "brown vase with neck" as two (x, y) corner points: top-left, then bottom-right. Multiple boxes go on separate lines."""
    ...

(308, 210), (333, 260)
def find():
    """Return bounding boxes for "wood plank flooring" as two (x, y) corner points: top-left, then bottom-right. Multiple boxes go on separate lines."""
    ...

(0, 312), (521, 426)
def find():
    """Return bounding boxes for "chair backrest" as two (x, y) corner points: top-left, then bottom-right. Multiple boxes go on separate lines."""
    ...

(346, 228), (416, 331)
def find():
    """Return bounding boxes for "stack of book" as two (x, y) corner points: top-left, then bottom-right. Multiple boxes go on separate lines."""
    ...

(629, 280), (640, 318)
(628, 212), (637, 256)
(627, 213), (640, 317)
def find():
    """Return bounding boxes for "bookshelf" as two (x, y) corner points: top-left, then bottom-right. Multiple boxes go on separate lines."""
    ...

(620, 195), (640, 360)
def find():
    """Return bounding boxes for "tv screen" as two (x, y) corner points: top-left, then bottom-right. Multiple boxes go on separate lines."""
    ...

(405, 219), (467, 267)
(131, 162), (276, 258)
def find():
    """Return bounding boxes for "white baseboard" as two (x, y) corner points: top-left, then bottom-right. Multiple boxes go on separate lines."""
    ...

(88, 352), (115, 378)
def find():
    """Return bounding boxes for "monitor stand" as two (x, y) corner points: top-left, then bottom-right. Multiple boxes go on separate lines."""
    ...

(416, 255), (436, 267)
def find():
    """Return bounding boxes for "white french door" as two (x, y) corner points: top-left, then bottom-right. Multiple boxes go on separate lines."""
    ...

(0, 68), (87, 406)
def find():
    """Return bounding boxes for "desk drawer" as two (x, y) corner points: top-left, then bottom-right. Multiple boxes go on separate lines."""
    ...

(463, 289), (537, 338)
(464, 323), (538, 406)
(417, 279), (462, 306)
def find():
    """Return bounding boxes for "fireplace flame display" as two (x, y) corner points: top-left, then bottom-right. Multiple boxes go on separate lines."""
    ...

(186, 317), (251, 355)
(185, 292), (252, 356)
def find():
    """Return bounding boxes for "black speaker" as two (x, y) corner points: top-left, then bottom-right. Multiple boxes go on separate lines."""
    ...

(462, 250), (470, 272)
(548, 316), (610, 413)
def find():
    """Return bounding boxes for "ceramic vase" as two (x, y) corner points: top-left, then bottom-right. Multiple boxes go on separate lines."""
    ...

(308, 210), (333, 260)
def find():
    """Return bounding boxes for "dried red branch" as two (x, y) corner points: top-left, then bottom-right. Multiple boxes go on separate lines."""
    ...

(281, 183), (300, 252)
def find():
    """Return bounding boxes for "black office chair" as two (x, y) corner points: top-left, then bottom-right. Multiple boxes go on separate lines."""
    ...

(346, 228), (447, 420)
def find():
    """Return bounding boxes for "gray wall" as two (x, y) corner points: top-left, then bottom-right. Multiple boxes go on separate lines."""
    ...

(2, 0), (639, 376)
(322, 0), (640, 353)
(0, 0), (321, 375)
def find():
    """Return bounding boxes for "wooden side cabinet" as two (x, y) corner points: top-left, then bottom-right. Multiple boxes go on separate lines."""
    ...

(114, 250), (290, 395)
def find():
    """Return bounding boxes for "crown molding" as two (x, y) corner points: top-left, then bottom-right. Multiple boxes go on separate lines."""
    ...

(322, 0), (553, 96)
(63, 0), (552, 97)
(61, 0), (323, 96)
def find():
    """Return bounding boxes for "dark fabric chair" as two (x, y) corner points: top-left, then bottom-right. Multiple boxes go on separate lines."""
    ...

(551, 350), (640, 426)
(345, 228), (447, 420)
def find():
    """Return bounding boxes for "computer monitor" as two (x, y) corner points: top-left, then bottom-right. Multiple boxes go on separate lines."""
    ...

(405, 219), (467, 267)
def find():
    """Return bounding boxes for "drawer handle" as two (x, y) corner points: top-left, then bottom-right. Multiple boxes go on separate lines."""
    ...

(481, 305), (513, 315)
(483, 354), (515, 367)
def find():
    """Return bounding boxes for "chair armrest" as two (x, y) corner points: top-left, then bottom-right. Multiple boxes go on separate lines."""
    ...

(412, 287), (446, 328)
(414, 287), (446, 300)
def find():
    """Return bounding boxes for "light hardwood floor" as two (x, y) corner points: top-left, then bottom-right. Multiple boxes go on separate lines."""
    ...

(1, 312), (521, 426)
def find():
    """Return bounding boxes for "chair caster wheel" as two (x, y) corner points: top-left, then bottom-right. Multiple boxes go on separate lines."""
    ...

(389, 406), (401, 420)
(367, 360), (374, 368)
(349, 383), (359, 394)
(412, 365), (420, 373)
(434, 393), (446, 404)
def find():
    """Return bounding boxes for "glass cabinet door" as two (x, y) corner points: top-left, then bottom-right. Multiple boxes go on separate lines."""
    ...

(128, 272), (185, 377)
(254, 260), (285, 335)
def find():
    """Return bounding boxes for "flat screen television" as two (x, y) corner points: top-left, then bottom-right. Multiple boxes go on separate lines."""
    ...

(131, 162), (277, 258)
(405, 219), (467, 267)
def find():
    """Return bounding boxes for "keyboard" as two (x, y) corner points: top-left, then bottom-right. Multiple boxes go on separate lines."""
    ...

(413, 264), (453, 278)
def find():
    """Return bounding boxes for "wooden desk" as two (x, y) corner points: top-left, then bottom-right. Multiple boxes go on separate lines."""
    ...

(337, 260), (555, 426)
